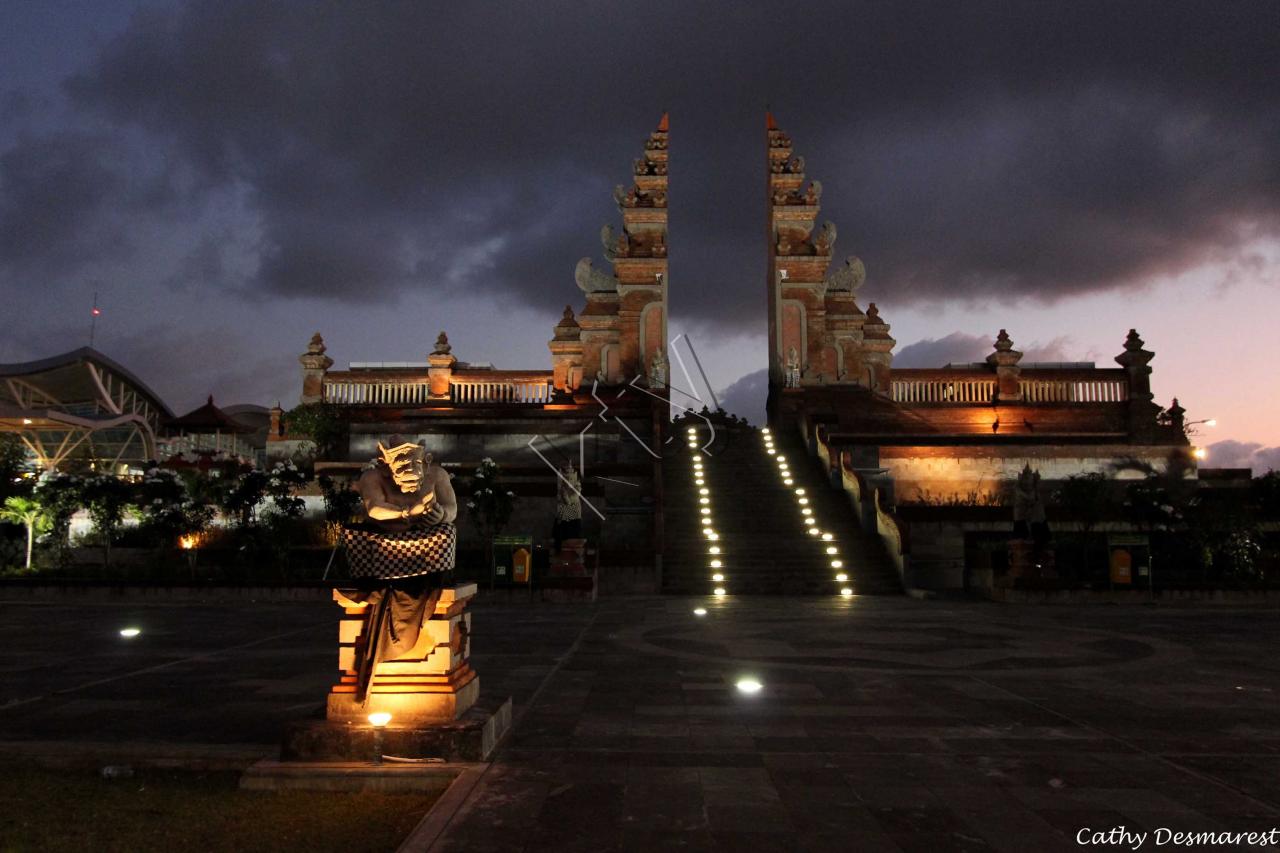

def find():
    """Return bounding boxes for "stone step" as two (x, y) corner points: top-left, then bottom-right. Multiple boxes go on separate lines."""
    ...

(661, 426), (902, 597)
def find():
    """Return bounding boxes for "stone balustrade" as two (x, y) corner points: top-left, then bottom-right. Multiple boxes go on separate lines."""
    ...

(322, 372), (554, 406)
(449, 377), (554, 405)
(889, 369), (1127, 404)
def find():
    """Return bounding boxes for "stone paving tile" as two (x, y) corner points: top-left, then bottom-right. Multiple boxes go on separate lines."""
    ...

(5, 595), (1280, 851)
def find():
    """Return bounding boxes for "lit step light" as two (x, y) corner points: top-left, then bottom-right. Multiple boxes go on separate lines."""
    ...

(735, 678), (762, 694)
(119, 627), (141, 638)
(713, 587), (726, 596)
(712, 573), (724, 582)
(836, 572), (848, 582)
(840, 588), (854, 597)
(693, 608), (707, 616)
(826, 546), (838, 555)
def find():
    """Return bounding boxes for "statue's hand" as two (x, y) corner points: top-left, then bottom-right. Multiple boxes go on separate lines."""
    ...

(408, 490), (435, 516)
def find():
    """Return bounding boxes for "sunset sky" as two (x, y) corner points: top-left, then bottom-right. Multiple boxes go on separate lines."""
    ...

(2, 2), (1277, 470)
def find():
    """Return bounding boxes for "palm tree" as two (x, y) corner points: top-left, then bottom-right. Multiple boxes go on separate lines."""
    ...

(0, 496), (49, 571)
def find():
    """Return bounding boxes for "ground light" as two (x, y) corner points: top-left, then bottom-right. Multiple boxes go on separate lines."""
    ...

(840, 588), (854, 597)
(368, 712), (392, 765)
(714, 587), (726, 596)
(119, 627), (141, 638)
(735, 678), (763, 694)
(836, 573), (848, 582)
(693, 608), (707, 616)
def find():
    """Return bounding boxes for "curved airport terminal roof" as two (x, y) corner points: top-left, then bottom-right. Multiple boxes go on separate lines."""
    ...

(0, 346), (172, 420)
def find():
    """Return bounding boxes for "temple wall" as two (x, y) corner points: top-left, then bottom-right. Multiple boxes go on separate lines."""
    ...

(880, 445), (1186, 504)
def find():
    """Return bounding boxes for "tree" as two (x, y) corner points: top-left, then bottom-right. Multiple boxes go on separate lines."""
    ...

(0, 496), (50, 570)
(80, 475), (136, 569)
(0, 434), (31, 500)
(32, 473), (84, 566)
(135, 468), (215, 548)
(465, 458), (517, 575)
(1054, 473), (1113, 585)
(285, 403), (348, 459)
(466, 458), (516, 540)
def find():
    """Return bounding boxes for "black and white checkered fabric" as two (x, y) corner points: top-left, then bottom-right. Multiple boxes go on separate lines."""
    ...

(343, 523), (456, 579)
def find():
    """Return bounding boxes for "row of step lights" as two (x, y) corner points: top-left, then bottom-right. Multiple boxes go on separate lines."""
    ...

(687, 425), (726, 599)
(761, 427), (854, 598)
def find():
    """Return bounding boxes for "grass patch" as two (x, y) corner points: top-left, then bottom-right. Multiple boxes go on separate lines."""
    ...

(0, 767), (439, 852)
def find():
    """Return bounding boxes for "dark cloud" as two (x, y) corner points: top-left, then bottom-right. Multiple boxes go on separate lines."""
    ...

(3, 0), (1280, 431)
(894, 333), (992, 368)
(718, 368), (767, 426)
(0, 0), (1264, 325)
(1205, 440), (1280, 475)
(894, 332), (1087, 368)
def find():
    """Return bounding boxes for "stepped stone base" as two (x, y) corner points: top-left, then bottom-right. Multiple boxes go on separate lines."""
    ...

(329, 583), (478, 725)
(281, 697), (512, 763)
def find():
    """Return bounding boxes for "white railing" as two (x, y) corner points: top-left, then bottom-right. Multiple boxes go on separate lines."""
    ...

(324, 380), (432, 405)
(450, 378), (553, 404)
(890, 375), (1128, 404)
(890, 378), (996, 403)
(1019, 378), (1127, 402)
(323, 375), (554, 406)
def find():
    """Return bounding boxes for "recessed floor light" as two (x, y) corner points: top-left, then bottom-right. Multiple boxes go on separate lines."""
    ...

(736, 678), (762, 694)
(693, 608), (707, 616)
(119, 628), (141, 638)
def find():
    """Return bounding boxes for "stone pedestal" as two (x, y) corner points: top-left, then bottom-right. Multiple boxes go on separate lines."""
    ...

(326, 583), (478, 726)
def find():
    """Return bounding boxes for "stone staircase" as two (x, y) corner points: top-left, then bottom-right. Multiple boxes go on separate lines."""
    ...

(661, 422), (903, 596)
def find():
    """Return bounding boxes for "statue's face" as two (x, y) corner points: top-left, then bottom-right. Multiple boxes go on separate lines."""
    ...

(377, 441), (428, 494)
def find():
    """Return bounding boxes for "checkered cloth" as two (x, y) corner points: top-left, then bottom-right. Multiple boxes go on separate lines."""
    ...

(342, 523), (456, 579)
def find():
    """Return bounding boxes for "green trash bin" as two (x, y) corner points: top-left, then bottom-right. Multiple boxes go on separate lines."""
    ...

(491, 534), (534, 587)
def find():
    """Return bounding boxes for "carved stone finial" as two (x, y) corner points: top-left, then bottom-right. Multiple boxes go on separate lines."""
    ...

(307, 332), (326, 355)
(813, 221), (837, 254)
(1124, 329), (1145, 351)
(561, 305), (577, 325)
(432, 331), (452, 356)
(824, 256), (866, 293)
(994, 329), (1014, 353)
(574, 257), (618, 294)
(866, 302), (881, 322)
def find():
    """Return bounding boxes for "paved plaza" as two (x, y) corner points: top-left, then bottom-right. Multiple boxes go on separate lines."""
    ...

(2, 594), (1278, 851)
